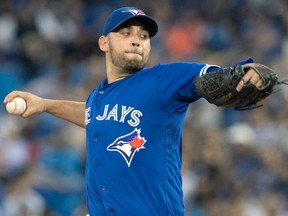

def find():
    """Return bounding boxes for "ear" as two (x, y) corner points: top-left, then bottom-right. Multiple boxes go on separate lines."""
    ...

(98, 36), (109, 52)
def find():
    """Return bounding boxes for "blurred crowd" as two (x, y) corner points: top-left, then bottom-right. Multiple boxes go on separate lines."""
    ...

(1, 0), (288, 215)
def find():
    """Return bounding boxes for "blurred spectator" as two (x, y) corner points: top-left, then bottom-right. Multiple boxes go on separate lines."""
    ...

(0, 165), (46, 216)
(164, 15), (206, 60)
(35, 127), (86, 216)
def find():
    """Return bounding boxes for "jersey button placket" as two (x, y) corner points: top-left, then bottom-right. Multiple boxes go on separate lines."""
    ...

(96, 89), (104, 108)
(94, 88), (104, 144)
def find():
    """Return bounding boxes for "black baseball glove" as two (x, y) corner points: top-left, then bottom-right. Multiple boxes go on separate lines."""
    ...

(195, 63), (279, 110)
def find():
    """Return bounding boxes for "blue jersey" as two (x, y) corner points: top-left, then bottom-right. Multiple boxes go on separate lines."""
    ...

(84, 60), (251, 215)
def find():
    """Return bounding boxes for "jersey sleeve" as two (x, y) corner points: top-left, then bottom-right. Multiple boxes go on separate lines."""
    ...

(155, 58), (254, 112)
(155, 62), (219, 106)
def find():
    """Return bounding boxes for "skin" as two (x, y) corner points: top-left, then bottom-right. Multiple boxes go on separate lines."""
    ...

(99, 20), (151, 83)
(3, 21), (264, 127)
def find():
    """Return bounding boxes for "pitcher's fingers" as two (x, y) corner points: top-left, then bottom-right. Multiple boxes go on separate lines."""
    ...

(20, 105), (36, 118)
(4, 91), (26, 103)
(247, 72), (264, 88)
(236, 79), (246, 92)
(254, 79), (264, 88)
(21, 111), (30, 119)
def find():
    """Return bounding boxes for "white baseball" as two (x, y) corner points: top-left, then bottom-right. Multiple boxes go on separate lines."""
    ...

(6, 97), (27, 115)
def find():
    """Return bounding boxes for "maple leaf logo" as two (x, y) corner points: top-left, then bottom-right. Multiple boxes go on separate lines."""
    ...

(130, 136), (145, 149)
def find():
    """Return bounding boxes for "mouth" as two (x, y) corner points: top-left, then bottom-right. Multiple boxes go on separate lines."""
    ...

(125, 50), (143, 56)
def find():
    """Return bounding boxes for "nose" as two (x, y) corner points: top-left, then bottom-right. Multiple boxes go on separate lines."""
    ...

(131, 36), (140, 47)
(132, 41), (140, 47)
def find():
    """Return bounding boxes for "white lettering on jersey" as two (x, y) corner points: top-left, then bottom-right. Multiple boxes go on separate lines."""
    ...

(128, 110), (142, 127)
(96, 104), (109, 120)
(96, 104), (142, 127)
(120, 106), (134, 123)
(105, 104), (118, 121)
(85, 107), (91, 125)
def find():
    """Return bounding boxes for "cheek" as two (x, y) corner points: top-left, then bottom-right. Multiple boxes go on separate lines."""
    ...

(112, 41), (127, 54)
(143, 42), (151, 56)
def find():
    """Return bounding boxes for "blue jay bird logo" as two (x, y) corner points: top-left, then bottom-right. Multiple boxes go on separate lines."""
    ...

(107, 128), (146, 167)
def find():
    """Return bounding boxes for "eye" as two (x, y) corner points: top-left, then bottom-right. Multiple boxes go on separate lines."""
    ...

(140, 30), (150, 39)
(119, 29), (130, 36)
(140, 33), (149, 39)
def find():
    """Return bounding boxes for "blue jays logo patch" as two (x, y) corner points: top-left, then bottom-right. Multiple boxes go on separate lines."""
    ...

(122, 9), (145, 16)
(107, 128), (146, 167)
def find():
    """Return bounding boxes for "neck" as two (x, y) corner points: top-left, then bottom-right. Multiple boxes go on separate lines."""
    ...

(107, 73), (130, 84)
(106, 61), (142, 84)
(106, 62), (130, 84)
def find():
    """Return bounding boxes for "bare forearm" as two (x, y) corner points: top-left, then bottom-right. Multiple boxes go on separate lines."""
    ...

(44, 99), (86, 128)
(4, 91), (86, 128)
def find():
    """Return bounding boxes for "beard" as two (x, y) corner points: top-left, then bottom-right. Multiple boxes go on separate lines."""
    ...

(109, 44), (149, 74)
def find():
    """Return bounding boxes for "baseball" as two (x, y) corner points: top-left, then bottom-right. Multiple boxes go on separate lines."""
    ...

(6, 97), (27, 115)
